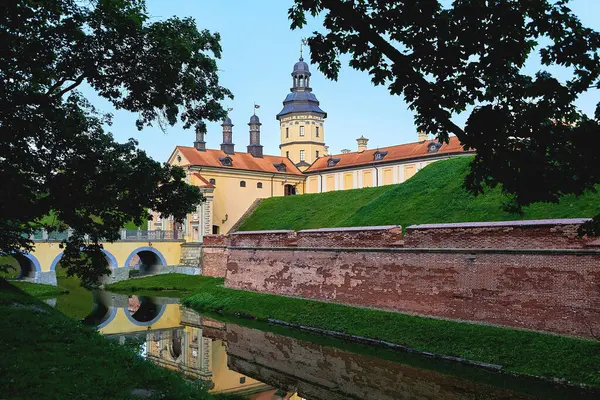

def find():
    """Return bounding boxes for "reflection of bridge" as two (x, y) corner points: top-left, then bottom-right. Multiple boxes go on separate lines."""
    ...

(90, 293), (279, 398)
(13, 229), (196, 285)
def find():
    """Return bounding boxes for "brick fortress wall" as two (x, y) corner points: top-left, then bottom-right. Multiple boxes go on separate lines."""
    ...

(203, 219), (600, 338)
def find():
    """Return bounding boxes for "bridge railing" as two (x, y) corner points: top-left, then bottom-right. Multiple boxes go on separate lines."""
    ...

(31, 229), (183, 242)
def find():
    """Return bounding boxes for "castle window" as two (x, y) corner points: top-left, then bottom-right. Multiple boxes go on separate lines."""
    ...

(274, 162), (287, 172)
(299, 126), (305, 136)
(316, 150), (319, 158)
(257, 182), (263, 189)
(300, 150), (305, 161)
(327, 158), (341, 167)
(240, 181), (246, 188)
(286, 127), (289, 138)
(316, 127), (319, 137)
(219, 156), (233, 167)
(286, 151), (290, 158)
(176, 155), (182, 163)
(428, 142), (443, 153)
(209, 178), (216, 185)
(373, 151), (388, 161)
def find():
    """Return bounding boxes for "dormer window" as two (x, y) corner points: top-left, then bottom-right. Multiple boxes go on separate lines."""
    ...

(327, 158), (341, 167)
(373, 151), (388, 161)
(273, 162), (287, 172)
(176, 155), (182, 163)
(428, 142), (443, 153)
(219, 156), (233, 167)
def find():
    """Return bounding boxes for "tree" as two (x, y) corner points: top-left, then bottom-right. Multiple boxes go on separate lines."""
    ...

(289, 0), (600, 233)
(0, 0), (232, 285)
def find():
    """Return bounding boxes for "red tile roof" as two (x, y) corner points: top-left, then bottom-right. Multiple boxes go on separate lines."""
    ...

(176, 147), (303, 176)
(305, 136), (471, 173)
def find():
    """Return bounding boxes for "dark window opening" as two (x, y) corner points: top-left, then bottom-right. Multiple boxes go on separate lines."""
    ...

(240, 181), (246, 187)
(209, 178), (216, 185)
(212, 225), (220, 234)
(373, 151), (388, 161)
(286, 127), (289, 138)
(284, 184), (296, 196)
(257, 182), (263, 188)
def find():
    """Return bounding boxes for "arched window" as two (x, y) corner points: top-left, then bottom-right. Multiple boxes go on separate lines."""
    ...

(209, 178), (216, 185)
(257, 182), (263, 189)
(240, 181), (246, 187)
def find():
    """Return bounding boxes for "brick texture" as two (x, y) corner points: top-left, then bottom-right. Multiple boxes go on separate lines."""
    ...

(202, 220), (600, 338)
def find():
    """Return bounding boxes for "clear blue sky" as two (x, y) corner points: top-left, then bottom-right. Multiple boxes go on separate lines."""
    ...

(86, 0), (600, 162)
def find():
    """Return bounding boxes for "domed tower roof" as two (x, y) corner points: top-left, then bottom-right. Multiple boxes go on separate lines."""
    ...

(293, 57), (311, 75)
(249, 114), (260, 124)
(222, 116), (233, 126)
(276, 56), (326, 120)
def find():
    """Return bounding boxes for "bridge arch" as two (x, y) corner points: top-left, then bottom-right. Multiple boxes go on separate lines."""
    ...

(124, 296), (166, 326)
(12, 253), (42, 280)
(124, 247), (167, 275)
(50, 249), (118, 271)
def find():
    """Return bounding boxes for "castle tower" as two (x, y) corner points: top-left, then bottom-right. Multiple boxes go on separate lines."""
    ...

(276, 54), (327, 170)
(220, 116), (235, 154)
(247, 114), (263, 158)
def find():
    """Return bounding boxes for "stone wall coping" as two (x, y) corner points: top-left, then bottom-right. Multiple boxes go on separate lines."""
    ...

(231, 229), (295, 235)
(407, 218), (591, 230)
(298, 225), (401, 233)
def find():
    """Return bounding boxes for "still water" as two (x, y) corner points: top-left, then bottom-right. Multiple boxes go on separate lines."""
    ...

(47, 286), (598, 400)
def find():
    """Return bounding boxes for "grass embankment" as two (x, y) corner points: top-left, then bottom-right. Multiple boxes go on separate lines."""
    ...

(10, 281), (66, 297)
(0, 279), (218, 400)
(238, 156), (600, 231)
(101, 274), (598, 388)
(106, 273), (212, 294)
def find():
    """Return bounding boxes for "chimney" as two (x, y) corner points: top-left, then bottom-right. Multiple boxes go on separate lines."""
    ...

(356, 135), (369, 152)
(341, 149), (351, 154)
(221, 117), (235, 154)
(418, 130), (428, 143)
(194, 122), (206, 151)
(247, 114), (263, 158)
(323, 145), (329, 156)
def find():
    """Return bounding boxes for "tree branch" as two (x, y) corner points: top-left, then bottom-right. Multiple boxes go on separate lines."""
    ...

(51, 74), (86, 99)
(323, 0), (468, 142)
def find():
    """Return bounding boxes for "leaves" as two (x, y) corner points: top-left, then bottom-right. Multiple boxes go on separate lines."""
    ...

(290, 0), (600, 232)
(0, 0), (231, 282)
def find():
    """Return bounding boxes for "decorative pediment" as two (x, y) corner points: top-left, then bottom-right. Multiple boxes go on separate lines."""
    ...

(219, 156), (233, 167)
(373, 151), (388, 161)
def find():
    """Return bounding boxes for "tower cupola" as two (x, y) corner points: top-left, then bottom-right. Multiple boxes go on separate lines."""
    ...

(220, 116), (235, 154)
(194, 121), (206, 151)
(247, 113), (263, 158)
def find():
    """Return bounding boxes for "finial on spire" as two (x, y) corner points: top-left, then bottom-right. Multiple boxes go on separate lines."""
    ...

(253, 103), (260, 116)
(300, 38), (308, 61)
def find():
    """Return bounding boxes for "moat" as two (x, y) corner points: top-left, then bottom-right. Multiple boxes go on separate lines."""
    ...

(44, 279), (599, 400)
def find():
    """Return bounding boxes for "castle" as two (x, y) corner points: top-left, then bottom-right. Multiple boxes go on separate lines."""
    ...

(153, 56), (473, 240)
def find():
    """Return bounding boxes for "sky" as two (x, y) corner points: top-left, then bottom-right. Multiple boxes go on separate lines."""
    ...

(84, 0), (600, 162)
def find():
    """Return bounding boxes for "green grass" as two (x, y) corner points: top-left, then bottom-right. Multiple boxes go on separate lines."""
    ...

(54, 267), (94, 320)
(10, 281), (66, 297)
(175, 275), (600, 388)
(238, 156), (600, 231)
(0, 279), (217, 400)
(106, 273), (221, 294)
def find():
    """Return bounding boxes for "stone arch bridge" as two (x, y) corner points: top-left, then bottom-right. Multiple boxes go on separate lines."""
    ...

(13, 230), (201, 285)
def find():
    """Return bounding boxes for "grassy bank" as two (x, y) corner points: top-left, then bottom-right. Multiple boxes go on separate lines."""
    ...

(0, 279), (218, 400)
(237, 157), (600, 231)
(105, 273), (217, 294)
(11, 281), (66, 297)
(112, 275), (599, 388)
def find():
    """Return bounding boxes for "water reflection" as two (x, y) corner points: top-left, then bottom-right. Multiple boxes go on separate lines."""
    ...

(54, 291), (600, 400)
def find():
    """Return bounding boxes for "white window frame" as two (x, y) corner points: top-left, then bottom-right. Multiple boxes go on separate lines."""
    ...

(300, 149), (305, 161)
(299, 126), (305, 136)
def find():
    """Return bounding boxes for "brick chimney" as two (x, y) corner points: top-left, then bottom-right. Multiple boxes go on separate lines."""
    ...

(194, 122), (206, 151)
(247, 114), (263, 158)
(356, 135), (368, 152)
(418, 130), (428, 143)
(221, 117), (235, 154)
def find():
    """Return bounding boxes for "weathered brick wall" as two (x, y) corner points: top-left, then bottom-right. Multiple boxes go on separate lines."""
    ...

(229, 230), (296, 247)
(201, 234), (228, 277)
(224, 324), (537, 400)
(297, 225), (403, 248)
(405, 219), (593, 249)
(221, 220), (600, 338)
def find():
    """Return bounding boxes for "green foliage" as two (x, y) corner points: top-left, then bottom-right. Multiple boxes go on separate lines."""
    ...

(180, 276), (600, 387)
(289, 0), (600, 232)
(0, 0), (231, 283)
(0, 279), (215, 399)
(238, 157), (600, 231)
